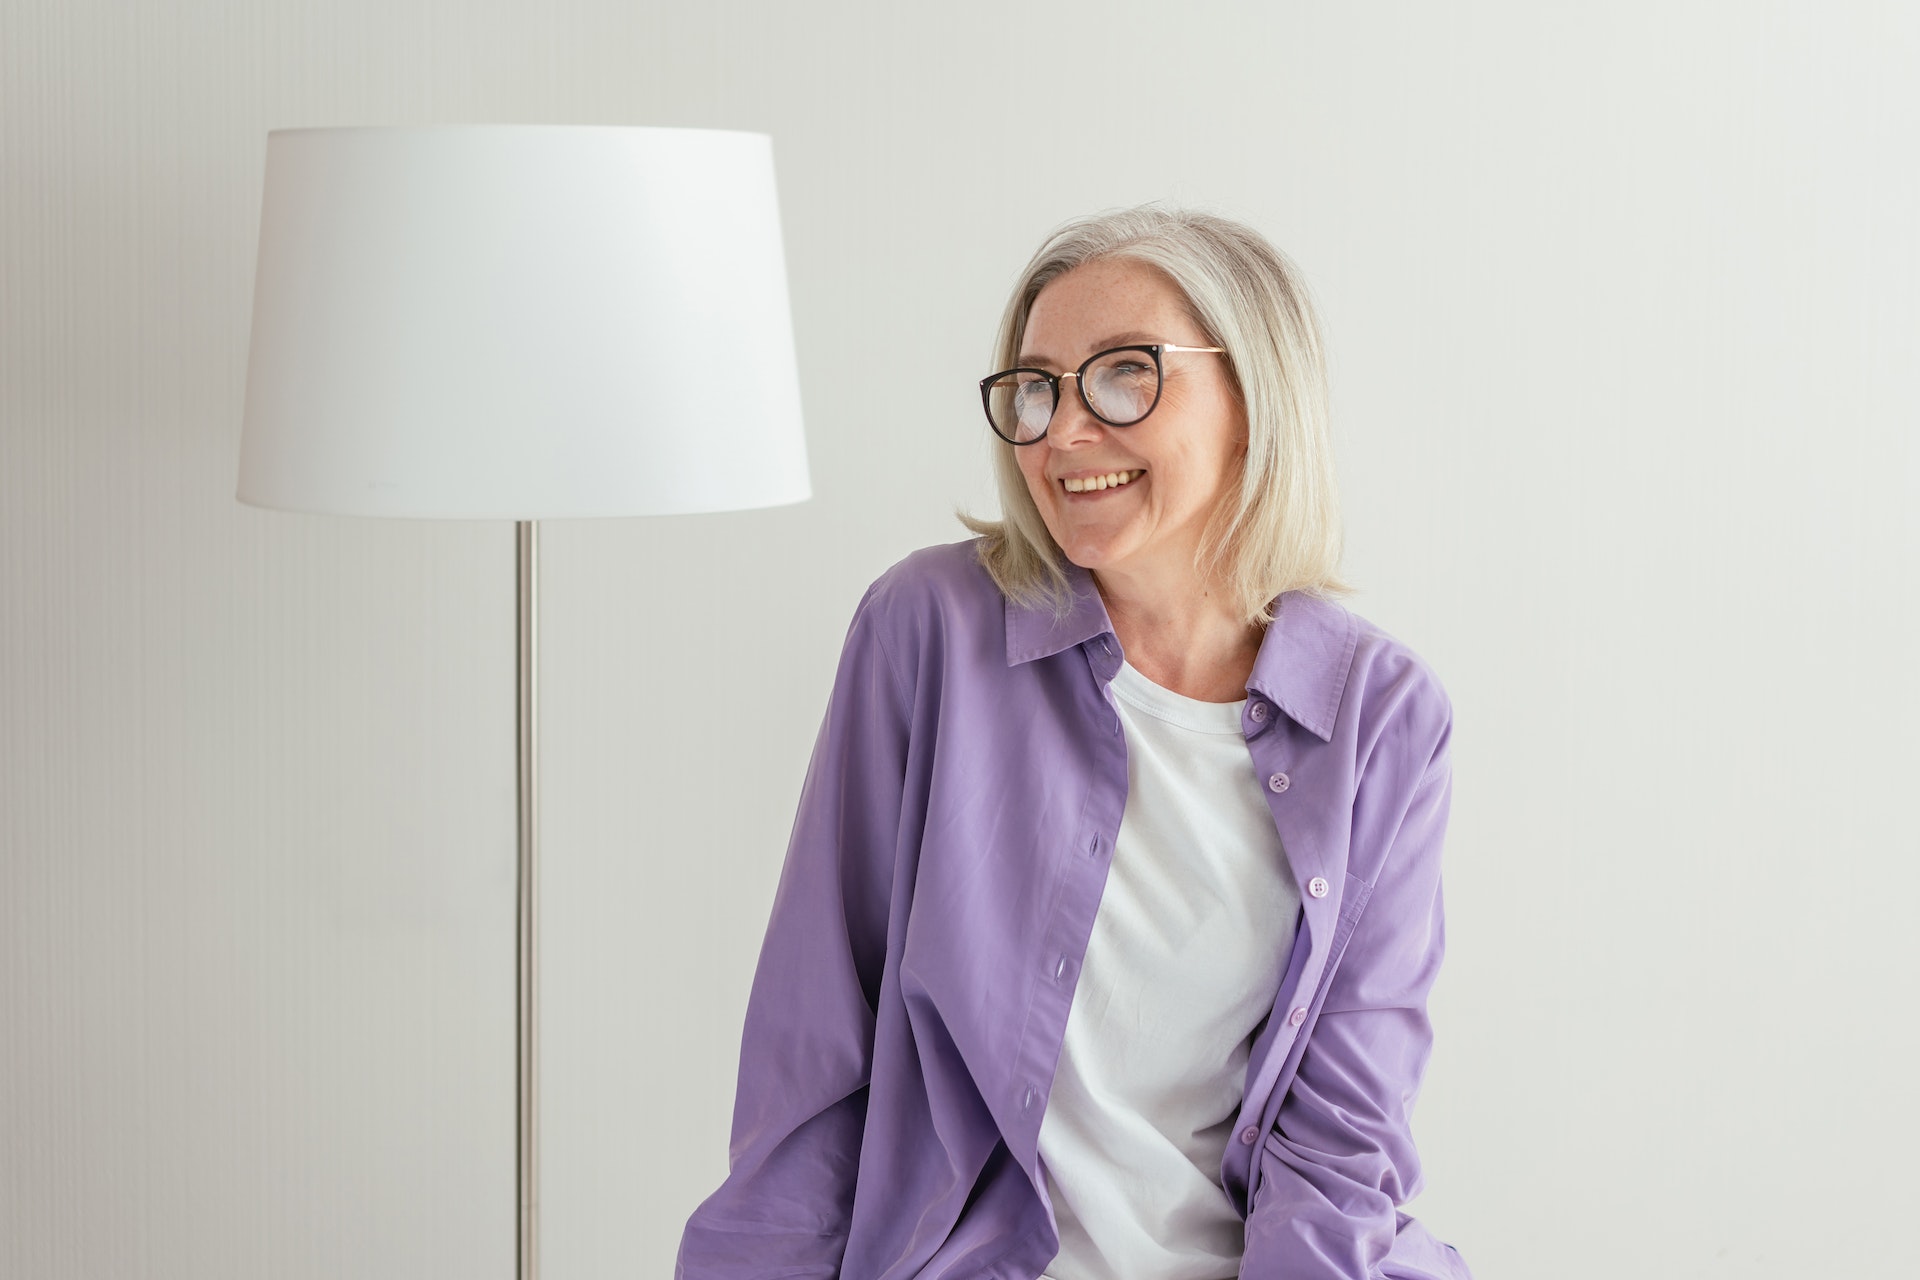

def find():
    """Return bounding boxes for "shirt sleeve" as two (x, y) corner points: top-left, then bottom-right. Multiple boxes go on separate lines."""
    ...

(1240, 688), (1466, 1280)
(676, 581), (911, 1279)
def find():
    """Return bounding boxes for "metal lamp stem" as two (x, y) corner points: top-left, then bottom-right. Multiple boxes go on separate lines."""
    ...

(516, 520), (540, 1280)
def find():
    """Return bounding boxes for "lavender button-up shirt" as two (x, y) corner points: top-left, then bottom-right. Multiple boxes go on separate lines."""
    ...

(677, 539), (1471, 1280)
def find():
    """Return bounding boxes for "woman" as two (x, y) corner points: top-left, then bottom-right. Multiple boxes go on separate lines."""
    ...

(677, 206), (1471, 1280)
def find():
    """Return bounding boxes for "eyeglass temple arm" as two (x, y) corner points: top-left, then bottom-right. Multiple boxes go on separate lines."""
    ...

(1053, 344), (1224, 381)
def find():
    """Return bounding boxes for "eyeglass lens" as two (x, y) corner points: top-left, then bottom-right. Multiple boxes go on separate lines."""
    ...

(985, 349), (1160, 442)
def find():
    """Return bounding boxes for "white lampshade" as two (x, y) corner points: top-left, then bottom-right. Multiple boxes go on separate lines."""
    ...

(236, 125), (811, 519)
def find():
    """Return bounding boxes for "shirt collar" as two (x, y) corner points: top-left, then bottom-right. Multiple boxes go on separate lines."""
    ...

(1004, 558), (1356, 743)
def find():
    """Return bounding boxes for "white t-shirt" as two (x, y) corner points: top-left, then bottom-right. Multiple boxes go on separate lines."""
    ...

(1037, 659), (1302, 1280)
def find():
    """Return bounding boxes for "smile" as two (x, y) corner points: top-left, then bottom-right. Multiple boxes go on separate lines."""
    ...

(1060, 469), (1144, 494)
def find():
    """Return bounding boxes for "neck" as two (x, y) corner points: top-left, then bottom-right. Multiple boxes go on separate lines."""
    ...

(1092, 559), (1264, 703)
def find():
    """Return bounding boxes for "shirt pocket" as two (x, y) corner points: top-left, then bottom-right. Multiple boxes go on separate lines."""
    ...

(1331, 870), (1374, 958)
(1286, 873), (1375, 1036)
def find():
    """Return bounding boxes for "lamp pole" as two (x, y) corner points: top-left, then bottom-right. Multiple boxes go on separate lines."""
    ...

(516, 519), (540, 1279)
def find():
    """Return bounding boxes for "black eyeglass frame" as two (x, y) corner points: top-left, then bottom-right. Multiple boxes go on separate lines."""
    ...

(977, 342), (1226, 445)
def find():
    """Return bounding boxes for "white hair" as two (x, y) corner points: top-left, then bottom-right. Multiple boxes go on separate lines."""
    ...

(958, 204), (1355, 624)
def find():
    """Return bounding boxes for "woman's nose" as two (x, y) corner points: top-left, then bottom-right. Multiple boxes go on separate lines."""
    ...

(1047, 374), (1106, 446)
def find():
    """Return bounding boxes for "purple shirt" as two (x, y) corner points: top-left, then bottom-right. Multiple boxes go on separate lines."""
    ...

(677, 539), (1471, 1280)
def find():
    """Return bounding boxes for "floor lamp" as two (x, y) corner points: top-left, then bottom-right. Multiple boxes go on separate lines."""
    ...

(234, 125), (811, 1279)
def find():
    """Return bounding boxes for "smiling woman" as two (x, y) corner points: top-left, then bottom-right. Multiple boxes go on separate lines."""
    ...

(962, 206), (1351, 660)
(678, 206), (1471, 1280)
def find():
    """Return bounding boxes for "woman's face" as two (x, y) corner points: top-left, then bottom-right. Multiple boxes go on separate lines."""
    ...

(1013, 257), (1248, 587)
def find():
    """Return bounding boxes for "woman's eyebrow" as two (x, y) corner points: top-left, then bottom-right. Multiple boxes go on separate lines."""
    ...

(1015, 333), (1159, 369)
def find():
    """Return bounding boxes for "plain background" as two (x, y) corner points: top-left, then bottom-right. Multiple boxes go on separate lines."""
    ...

(4, 2), (1917, 1277)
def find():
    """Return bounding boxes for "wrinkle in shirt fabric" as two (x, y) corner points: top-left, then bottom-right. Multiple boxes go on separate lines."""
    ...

(675, 538), (1472, 1280)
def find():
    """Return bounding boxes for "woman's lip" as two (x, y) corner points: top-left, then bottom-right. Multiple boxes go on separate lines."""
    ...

(1058, 472), (1145, 499)
(1054, 468), (1144, 481)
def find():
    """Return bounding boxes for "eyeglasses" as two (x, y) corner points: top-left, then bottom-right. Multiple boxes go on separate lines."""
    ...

(978, 343), (1226, 445)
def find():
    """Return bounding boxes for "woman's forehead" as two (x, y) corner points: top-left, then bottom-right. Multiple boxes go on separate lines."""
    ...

(1024, 260), (1195, 354)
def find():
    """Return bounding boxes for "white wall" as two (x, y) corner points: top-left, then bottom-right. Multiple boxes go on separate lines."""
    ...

(4, 2), (1916, 1277)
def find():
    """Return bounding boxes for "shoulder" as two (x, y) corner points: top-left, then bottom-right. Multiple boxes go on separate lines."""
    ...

(1322, 599), (1454, 778)
(830, 539), (1011, 711)
(854, 538), (1003, 646)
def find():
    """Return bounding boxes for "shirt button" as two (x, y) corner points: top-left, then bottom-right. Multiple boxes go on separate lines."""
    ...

(1249, 702), (1268, 723)
(1054, 956), (1068, 980)
(1023, 1086), (1037, 1110)
(1089, 834), (1101, 856)
(1288, 1006), (1308, 1027)
(1267, 772), (1290, 793)
(1239, 1125), (1259, 1145)
(1307, 876), (1329, 898)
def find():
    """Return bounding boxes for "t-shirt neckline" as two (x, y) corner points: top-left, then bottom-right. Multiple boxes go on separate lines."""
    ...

(1109, 659), (1247, 736)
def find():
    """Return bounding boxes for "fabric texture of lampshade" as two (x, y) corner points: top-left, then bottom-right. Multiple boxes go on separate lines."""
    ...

(236, 125), (810, 519)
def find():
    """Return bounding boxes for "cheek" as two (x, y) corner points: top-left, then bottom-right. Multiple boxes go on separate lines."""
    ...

(1016, 455), (1051, 502)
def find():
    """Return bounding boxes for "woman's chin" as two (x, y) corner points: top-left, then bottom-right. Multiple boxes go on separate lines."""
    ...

(1041, 504), (1156, 570)
(1052, 534), (1135, 575)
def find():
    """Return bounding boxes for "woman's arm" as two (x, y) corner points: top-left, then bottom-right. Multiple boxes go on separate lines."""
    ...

(676, 581), (911, 1279)
(1240, 689), (1468, 1280)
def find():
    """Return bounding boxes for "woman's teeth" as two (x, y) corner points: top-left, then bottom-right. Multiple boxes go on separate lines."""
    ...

(1063, 469), (1144, 493)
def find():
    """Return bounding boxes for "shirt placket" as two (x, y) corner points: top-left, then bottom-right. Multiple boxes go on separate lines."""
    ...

(1218, 695), (1344, 1210)
(1007, 635), (1130, 1185)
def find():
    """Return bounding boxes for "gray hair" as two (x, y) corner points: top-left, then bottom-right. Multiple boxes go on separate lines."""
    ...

(957, 204), (1355, 624)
